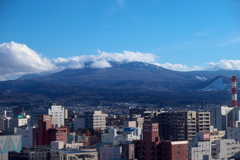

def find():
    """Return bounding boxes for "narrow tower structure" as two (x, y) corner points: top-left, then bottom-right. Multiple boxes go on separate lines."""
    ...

(232, 76), (238, 107)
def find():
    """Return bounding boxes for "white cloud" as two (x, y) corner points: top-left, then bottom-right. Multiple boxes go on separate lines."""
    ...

(154, 63), (190, 71)
(207, 60), (240, 70)
(0, 41), (56, 77)
(97, 50), (156, 63)
(51, 50), (156, 70)
(153, 60), (240, 72)
(153, 63), (203, 71)
(90, 59), (111, 68)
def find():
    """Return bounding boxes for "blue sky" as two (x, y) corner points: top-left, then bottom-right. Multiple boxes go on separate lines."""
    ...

(0, 0), (240, 80)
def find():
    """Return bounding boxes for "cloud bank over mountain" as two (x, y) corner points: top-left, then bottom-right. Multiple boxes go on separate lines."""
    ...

(207, 60), (240, 70)
(0, 41), (56, 80)
(0, 41), (240, 80)
(52, 50), (156, 70)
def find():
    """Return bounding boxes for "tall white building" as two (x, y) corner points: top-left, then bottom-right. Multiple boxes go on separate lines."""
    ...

(210, 105), (233, 130)
(48, 103), (65, 127)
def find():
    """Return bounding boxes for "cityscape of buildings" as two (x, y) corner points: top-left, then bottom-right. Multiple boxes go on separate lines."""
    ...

(0, 76), (240, 160)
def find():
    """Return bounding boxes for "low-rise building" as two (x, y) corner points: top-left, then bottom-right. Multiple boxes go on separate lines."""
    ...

(211, 139), (240, 159)
(49, 127), (68, 144)
(15, 125), (36, 147)
(210, 131), (226, 142)
(9, 145), (61, 160)
(102, 127), (142, 144)
(99, 145), (122, 160)
(102, 128), (117, 143)
(0, 135), (22, 160)
(188, 132), (211, 160)
(51, 141), (65, 149)
(210, 130), (226, 142)
(59, 149), (98, 160)
(9, 145), (98, 160)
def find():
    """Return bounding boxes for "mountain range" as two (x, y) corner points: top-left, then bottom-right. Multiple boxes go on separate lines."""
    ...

(0, 61), (239, 107)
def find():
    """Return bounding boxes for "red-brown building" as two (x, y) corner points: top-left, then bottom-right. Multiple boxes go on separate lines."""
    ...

(33, 115), (68, 145)
(133, 122), (188, 160)
(49, 126), (68, 144)
(37, 115), (52, 145)
(160, 141), (188, 160)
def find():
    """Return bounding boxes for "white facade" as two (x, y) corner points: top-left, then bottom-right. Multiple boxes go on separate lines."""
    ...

(102, 128), (117, 143)
(15, 126), (35, 147)
(48, 104), (65, 127)
(211, 139), (240, 159)
(189, 141), (211, 160)
(210, 105), (233, 130)
(123, 121), (136, 128)
(101, 127), (142, 144)
(51, 141), (64, 149)
(84, 111), (106, 130)
(116, 127), (142, 143)
(188, 135), (211, 160)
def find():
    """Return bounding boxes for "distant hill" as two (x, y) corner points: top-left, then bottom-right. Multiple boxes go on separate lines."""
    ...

(0, 61), (237, 107)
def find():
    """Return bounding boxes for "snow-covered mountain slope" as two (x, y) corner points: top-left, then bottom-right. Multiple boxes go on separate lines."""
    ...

(199, 77), (228, 91)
